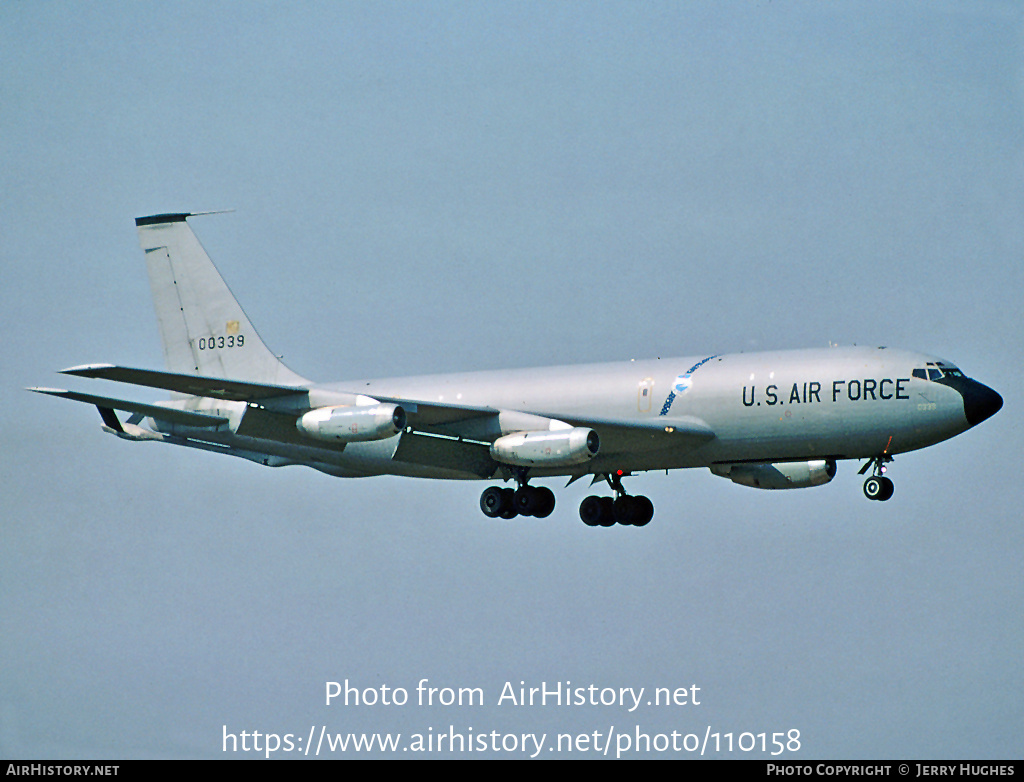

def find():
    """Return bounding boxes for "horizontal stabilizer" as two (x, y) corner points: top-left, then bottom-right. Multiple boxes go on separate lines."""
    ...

(60, 364), (308, 402)
(29, 387), (229, 427)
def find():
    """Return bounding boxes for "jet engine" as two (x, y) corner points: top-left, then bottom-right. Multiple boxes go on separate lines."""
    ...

(709, 459), (836, 490)
(296, 403), (406, 443)
(490, 427), (599, 467)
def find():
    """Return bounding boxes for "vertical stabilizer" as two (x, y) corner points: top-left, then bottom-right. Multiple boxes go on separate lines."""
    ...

(136, 213), (308, 384)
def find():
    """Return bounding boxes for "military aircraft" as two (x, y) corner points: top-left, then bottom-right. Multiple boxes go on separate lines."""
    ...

(31, 213), (1002, 527)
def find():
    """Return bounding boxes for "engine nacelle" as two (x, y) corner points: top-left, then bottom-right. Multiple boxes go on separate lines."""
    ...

(710, 459), (836, 490)
(490, 427), (599, 467)
(296, 403), (406, 443)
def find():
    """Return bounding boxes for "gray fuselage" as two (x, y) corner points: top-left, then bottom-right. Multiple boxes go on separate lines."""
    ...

(194, 345), (995, 481)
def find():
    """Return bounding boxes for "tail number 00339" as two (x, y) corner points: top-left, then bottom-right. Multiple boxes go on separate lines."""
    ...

(197, 335), (245, 350)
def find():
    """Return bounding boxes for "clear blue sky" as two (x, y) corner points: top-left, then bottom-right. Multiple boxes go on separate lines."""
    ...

(2, 1), (1021, 758)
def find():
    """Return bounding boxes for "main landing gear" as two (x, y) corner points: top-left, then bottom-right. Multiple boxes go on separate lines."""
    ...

(480, 468), (555, 519)
(479, 468), (655, 525)
(859, 455), (895, 501)
(579, 471), (654, 527)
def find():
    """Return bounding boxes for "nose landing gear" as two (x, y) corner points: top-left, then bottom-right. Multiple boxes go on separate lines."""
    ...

(859, 456), (895, 501)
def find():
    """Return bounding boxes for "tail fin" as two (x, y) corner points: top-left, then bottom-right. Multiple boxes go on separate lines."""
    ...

(136, 213), (309, 384)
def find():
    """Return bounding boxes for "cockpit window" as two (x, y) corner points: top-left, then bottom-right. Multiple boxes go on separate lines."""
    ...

(913, 362), (961, 381)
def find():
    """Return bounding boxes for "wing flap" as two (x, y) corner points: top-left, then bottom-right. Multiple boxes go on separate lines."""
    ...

(392, 431), (498, 478)
(235, 406), (320, 446)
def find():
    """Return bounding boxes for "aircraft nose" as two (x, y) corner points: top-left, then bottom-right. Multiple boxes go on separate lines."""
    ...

(961, 379), (1003, 427)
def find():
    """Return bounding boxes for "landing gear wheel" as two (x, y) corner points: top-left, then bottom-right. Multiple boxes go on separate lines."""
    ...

(532, 487), (555, 518)
(613, 496), (637, 525)
(580, 482), (654, 528)
(863, 475), (894, 501)
(632, 495), (654, 526)
(877, 476), (894, 501)
(514, 487), (537, 516)
(611, 494), (655, 525)
(499, 487), (518, 518)
(509, 484), (556, 518)
(480, 486), (504, 517)
(481, 486), (520, 518)
(863, 476), (882, 500)
(579, 495), (603, 526)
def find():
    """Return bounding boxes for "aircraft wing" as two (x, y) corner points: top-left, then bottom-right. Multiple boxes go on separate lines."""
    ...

(53, 364), (715, 469)
(59, 364), (500, 424)
(59, 364), (309, 401)
(29, 387), (229, 427)
(373, 400), (715, 456)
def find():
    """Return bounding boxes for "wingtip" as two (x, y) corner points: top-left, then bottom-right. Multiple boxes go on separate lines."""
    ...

(60, 363), (116, 376)
(28, 386), (69, 395)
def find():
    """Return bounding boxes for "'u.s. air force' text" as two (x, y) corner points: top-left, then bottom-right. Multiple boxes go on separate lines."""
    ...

(742, 378), (911, 407)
